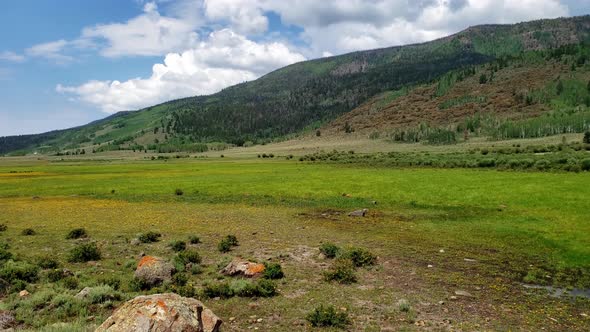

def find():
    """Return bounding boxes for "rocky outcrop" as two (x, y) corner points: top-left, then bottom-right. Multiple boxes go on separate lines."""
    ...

(96, 293), (222, 332)
(134, 256), (174, 286)
(220, 259), (265, 278)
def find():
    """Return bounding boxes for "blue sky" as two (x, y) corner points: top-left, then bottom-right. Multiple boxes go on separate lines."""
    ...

(1, 0), (589, 136)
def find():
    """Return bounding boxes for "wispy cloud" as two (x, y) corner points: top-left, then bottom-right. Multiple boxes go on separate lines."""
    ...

(26, 39), (75, 64)
(0, 51), (26, 63)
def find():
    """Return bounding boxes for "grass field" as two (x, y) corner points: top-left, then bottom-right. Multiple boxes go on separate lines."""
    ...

(0, 157), (589, 331)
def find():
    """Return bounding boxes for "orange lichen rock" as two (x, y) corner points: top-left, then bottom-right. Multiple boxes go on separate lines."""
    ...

(96, 293), (222, 332)
(220, 258), (265, 277)
(134, 256), (175, 286)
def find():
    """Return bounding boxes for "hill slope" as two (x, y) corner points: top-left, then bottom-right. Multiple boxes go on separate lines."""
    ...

(2, 15), (590, 155)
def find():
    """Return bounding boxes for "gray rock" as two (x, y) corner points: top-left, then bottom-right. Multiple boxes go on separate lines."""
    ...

(348, 209), (368, 217)
(134, 256), (175, 286)
(454, 290), (473, 297)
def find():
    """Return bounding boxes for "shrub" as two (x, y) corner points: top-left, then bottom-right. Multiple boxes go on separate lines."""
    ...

(62, 276), (79, 290)
(88, 285), (122, 304)
(344, 248), (377, 267)
(169, 240), (187, 252)
(129, 278), (152, 292)
(324, 258), (357, 284)
(46, 269), (65, 282)
(0, 248), (13, 262)
(66, 228), (88, 240)
(224, 235), (239, 246)
(172, 273), (188, 286)
(203, 282), (233, 299)
(174, 249), (202, 271)
(37, 257), (60, 269)
(138, 231), (161, 243)
(175, 188), (184, 196)
(0, 260), (39, 283)
(582, 159), (590, 171)
(306, 305), (350, 328)
(263, 263), (284, 280)
(320, 243), (341, 259)
(217, 239), (232, 253)
(0, 224), (6, 232)
(99, 276), (121, 290)
(188, 235), (201, 244)
(398, 299), (411, 312)
(68, 243), (101, 263)
(21, 228), (36, 236)
(218, 235), (238, 253)
(584, 131), (590, 144)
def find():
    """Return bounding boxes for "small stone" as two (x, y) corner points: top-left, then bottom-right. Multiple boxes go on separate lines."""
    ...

(454, 290), (473, 297)
(130, 238), (141, 246)
(427, 264), (434, 268)
(256, 318), (263, 323)
(450, 296), (458, 300)
(439, 249), (445, 253)
(464, 258), (477, 262)
(580, 313), (588, 317)
(19, 290), (30, 297)
(229, 317), (236, 322)
(438, 301), (445, 305)
(348, 209), (368, 217)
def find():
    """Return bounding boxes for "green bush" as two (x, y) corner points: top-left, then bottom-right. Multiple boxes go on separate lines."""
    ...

(66, 228), (88, 239)
(343, 248), (377, 267)
(320, 243), (341, 259)
(138, 231), (161, 243)
(46, 269), (65, 282)
(324, 258), (357, 284)
(0, 247), (13, 262)
(582, 158), (590, 171)
(224, 235), (239, 246)
(175, 188), (184, 196)
(203, 282), (233, 299)
(584, 131), (590, 144)
(68, 243), (101, 263)
(306, 305), (350, 328)
(99, 276), (121, 290)
(169, 240), (187, 252)
(173, 250), (202, 271)
(129, 277), (152, 292)
(172, 273), (188, 286)
(37, 257), (60, 269)
(21, 228), (36, 236)
(87, 285), (122, 304)
(0, 224), (6, 232)
(61, 276), (79, 290)
(217, 238), (233, 253)
(263, 262), (284, 280)
(188, 235), (201, 244)
(0, 260), (39, 283)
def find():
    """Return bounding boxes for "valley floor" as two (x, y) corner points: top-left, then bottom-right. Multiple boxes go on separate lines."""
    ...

(0, 156), (589, 331)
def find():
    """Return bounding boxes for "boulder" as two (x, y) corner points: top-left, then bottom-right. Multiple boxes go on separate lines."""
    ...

(18, 290), (30, 297)
(96, 293), (222, 332)
(220, 259), (265, 278)
(134, 256), (175, 286)
(348, 209), (368, 217)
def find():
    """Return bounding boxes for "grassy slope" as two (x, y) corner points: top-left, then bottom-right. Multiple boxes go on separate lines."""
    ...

(3, 16), (590, 154)
(0, 158), (589, 330)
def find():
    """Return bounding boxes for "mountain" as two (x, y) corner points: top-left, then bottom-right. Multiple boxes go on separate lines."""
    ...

(2, 15), (590, 155)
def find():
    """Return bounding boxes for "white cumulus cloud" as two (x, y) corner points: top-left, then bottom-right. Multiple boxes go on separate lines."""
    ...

(57, 29), (305, 113)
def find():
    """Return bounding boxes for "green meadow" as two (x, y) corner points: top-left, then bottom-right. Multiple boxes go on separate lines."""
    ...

(0, 157), (589, 330)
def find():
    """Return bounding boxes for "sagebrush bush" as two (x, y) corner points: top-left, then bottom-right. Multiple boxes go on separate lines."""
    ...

(224, 235), (239, 246)
(217, 239), (232, 253)
(61, 276), (79, 290)
(344, 247), (377, 267)
(173, 250), (201, 271)
(398, 299), (411, 312)
(66, 228), (88, 239)
(88, 285), (122, 304)
(37, 257), (60, 269)
(21, 228), (36, 236)
(203, 282), (233, 299)
(188, 235), (201, 244)
(306, 305), (350, 328)
(68, 243), (101, 262)
(324, 258), (357, 284)
(263, 262), (284, 280)
(169, 240), (187, 252)
(0, 260), (39, 283)
(0, 247), (13, 262)
(175, 188), (184, 196)
(99, 276), (121, 290)
(203, 279), (277, 299)
(0, 224), (6, 232)
(172, 273), (188, 286)
(129, 277), (152, 292)
(320, 243), (341, 259)
(138, 231), (161, 243)
(46, 269), (65, 282)
(582, 158), (590, 171)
